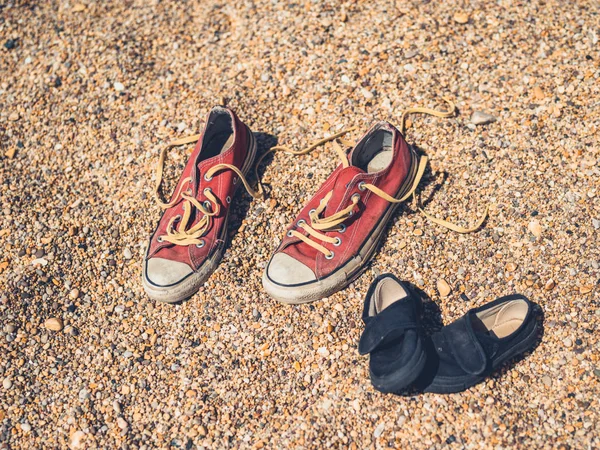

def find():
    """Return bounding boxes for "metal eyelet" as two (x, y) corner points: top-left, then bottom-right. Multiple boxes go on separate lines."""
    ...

(226, 196), (231, 204)
(352, 193), (361, 202)
(333, 237), (342, 247)
(287, 231), (294, 237)
(157, 236), (164, 242)
(204, 173), (212, 182)
(174, 214), (182, 221)
(185, 189), (192, 195)
(325, 251), (335, 260)
(196, 240), (205, 248)
(358, 181), (366, 191)
(309, 208), (316, 215)
(338, 224), (346, 233)
(297, 219), (306, 226)
(204, 187), (212, 195)
(203, 200), (212, 209)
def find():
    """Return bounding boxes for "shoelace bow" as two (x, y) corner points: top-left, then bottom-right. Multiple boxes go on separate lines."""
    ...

(153, 98), (487, 250)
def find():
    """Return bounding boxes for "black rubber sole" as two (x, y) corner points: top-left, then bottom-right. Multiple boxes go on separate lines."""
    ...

(370, 339), (427, 394)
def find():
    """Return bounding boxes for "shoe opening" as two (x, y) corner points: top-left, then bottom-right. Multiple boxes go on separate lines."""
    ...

(371, 277), (409, 316)
(351, 126), (394, 173)
(472, 299), (529, 339)
(200, 107), (235, 161)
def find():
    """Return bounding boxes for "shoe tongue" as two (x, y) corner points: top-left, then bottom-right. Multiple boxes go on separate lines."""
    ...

(347, 121), (399, 165)
(323, 165), (364, 216)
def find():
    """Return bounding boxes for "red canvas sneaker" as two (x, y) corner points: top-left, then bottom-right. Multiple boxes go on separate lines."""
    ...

(263, 100), (486, 304)
(143, 106), (260, 303)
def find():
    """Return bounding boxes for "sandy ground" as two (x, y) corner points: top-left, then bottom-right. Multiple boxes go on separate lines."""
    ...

(1, 0), (599, 448)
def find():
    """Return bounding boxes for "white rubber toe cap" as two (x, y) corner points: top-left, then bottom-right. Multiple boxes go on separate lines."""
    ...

(267, 253), (316, 286)
(145, 257), (193, 287)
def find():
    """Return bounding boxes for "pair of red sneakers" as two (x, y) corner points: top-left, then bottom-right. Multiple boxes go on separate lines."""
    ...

(143, 104), (485, 304)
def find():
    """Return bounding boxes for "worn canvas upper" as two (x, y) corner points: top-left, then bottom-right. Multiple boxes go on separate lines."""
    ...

(146, 107), (250, 270)
(273, 121), (413, 281)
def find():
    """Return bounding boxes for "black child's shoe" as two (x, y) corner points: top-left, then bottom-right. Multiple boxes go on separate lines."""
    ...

(422, 294), (539, 394)
(359, 274), (426, 394)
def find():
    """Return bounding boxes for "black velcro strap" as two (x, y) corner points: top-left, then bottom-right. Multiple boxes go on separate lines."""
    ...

(441, 316), (487, 375)
(358, 301), (418, 355)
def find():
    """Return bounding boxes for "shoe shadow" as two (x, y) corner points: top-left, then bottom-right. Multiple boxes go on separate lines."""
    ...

(413, 144), (491, 230)
(222, 132), (278, 253)
(395, 295), (545, 396)
(358, 144), (446, 271)
(360, 143), (489, 274)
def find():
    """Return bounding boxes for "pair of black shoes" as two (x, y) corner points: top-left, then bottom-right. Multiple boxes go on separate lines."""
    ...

(359, 274), (541, 394)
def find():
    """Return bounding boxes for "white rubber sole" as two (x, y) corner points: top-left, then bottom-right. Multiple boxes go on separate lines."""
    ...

(143, 129), (257, 304)
(263, 148), (418, 305)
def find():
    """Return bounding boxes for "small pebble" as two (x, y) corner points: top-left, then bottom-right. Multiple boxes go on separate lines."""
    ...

(318, 347), (330, 357)
(64, 325), (79, 336)
(70, 430), (85, 449)
(31, 257), (48, 266)
(4, 39), (17, 50)
(528, 220), (542, 238)
(44, 317), (63, 331)
(437, 279), (451, 297)
(453, 12), (469, 24)
(544, 279), (556, 291)
(123, 248), (133, 260)
(579, 285), (593, 294)
(3, 378), (12, 389)
(79, 389), (90, 402)
(471, 111), (496, 125)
